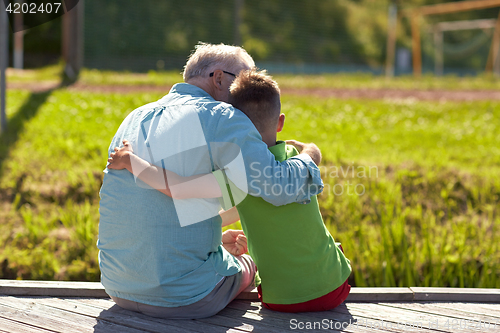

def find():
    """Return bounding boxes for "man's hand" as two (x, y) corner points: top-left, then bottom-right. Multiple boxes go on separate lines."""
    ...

(222, 229), (248, 256)
(108, 140), (134, 171)
(285, 140), (322, 165)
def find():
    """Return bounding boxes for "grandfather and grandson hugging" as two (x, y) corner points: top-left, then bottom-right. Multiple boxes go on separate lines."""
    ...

(98, 42), (351, 319)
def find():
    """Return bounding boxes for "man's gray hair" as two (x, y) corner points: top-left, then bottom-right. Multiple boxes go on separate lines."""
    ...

(183, 42), (255, 81)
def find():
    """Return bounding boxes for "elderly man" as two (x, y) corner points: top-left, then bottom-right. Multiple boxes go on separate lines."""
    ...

(98, 43), (323, 319)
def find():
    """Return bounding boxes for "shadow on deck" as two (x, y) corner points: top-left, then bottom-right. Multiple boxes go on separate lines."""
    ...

(0, 280), (499, 332)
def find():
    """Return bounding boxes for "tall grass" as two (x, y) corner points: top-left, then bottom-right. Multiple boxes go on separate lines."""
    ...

(0, 89), (163, 281)
(278, 97), (500, 287)
(1, 80), (498, 287)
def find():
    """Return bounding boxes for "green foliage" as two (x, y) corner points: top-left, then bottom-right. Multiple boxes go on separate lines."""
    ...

(81, 69), (182, 86)
(9, 67), (500, 90)
(1, 75), (499, 287)
(276, 73), (500, 90)
(6, 63), (63, 83)
(14, 0), (500, 71)
(0, 89), (161, 281)
(277, 96), (500, 287)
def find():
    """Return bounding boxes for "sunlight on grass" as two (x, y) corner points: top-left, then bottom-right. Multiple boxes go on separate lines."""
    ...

(80, 69), (183, 86)
(6, 63), (63, 83)
(0, 74), (499, 286)
(6, 64), (500, 90)
(275, 73), (500, 90)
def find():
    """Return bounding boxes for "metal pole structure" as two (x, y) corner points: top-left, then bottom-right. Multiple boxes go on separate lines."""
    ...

(486, 11), (500, 73)
(62, 0), (84, 81)
(430, 18), (496, 75)
(403, 0), (500, 77)
(77, 0), (84, 72)
(234, 0), (243, 46)
(495, 39), (500, 76)
(434, 27), (443, 76)
(0, 0), (9, 133)
(490, 12), (500, 75)
(411, 12), (422, 77)
(14, 1), (23, 69)
(385, 3), (397, 77)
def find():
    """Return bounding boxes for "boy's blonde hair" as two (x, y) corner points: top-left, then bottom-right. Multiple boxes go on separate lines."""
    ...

(183, 42), (255, 81)
(228, 69), (281, 133)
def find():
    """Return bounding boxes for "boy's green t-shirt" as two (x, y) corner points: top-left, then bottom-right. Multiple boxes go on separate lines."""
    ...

(216, 141), (352, 304)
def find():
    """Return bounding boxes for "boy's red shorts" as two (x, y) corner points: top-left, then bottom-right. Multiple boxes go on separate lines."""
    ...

(257, 245), (351, 313)
(257, 279), (350, 313)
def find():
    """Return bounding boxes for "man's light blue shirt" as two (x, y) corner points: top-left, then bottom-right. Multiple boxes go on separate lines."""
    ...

(98, 83), (323, 307)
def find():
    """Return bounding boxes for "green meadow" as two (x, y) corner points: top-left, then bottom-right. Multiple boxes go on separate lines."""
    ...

(7, 64), (500, 90)
(1, 70), (499, 288)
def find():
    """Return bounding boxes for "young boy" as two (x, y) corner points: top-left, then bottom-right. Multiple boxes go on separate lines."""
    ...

(108, 69), (351, 312)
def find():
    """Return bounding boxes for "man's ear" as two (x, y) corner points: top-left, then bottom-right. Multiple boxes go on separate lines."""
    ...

(211, 70), (224, 90)
(277, 113), (285, 132)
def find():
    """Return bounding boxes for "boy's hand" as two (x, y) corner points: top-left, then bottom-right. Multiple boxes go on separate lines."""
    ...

(222, 229), (248, 256)
(285, 139), (306, 152)
(285, 139), (322, 165)
(107, 140), (134, 170)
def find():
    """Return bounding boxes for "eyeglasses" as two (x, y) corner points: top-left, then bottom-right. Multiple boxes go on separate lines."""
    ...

(209, 70), (236, 77)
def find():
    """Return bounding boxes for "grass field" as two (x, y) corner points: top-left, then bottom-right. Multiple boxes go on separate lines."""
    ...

(7, 63), (500, 90)
(1, 69), (499, 288)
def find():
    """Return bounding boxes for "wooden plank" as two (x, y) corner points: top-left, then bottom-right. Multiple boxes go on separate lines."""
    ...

(196, 307), (327, 333)
(346, 288), (414, 302)
(237, 286), (259, 300)
(32, 297), (208, 333)
(227, 300), (397, 333)
(0, 296), (142, 333)
(66, 297), (247, 333)
(64, 297), (115, 309)
(0, 280), (108, 297)
(0, 279), (254, 299)
(2, 281), (499, 303)
(0, 302), (90, 333)
(378, 302), (500, 324)
(0, 317), (57, 333)
(471, 302), (500, 311)
(422, 302), (500, 320)
(410, 287), (500, 302)
(403, 0), (500, 16)
(300, 304), (431, 333)
(341, 303), (459, 332)
(435, 18), (497, 32)
(229, 300), (432, 333)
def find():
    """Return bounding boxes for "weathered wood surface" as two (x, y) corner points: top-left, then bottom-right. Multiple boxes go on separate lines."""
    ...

(0, 280), (108, 297)
(0, 296), (499, 333)
(2, 280), (500, 302)
(0, 281), (500, 332)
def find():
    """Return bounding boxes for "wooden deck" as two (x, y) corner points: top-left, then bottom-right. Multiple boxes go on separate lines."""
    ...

(1, 280), (499, 332)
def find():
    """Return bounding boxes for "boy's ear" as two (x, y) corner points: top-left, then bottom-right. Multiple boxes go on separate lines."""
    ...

(277, 113), (285, 132)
